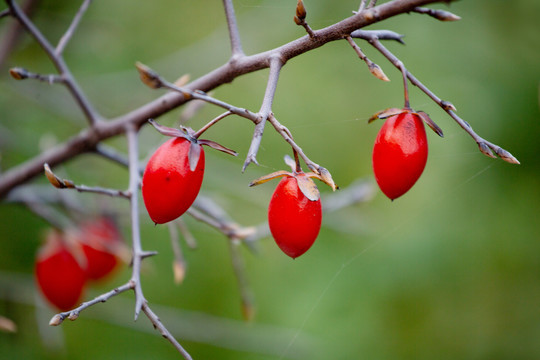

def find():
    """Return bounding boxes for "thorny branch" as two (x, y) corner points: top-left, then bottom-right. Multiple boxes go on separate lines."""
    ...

(0, 0), (520, 358)
(55, 0), (93, 55)
(0, 0), (490, 198)
(243, 55), (284, 171)
(222, 0), (243, 58)
(362, 35), (519, 164)
(4, 0), (101, 126)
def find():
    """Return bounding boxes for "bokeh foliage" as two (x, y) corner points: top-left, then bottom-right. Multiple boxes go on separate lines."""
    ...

(1, 0), (539, 359)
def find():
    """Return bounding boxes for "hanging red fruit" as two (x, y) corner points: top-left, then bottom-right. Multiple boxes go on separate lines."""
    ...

(35, 230), (87, 311)
(142, 120), (237, 224)
(268, 175), (322, 258)
(250, 154), (336, 259)
(77, 217), (124, 281)
(370, 108), (442, 200)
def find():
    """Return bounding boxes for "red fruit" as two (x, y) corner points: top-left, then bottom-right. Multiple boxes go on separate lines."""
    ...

(35, 230), (87, 311)
(372, 112), (428, 200)
(268, 176), (322, 259)
(142, 137), (205, 224)
(79, 217), (122, 281)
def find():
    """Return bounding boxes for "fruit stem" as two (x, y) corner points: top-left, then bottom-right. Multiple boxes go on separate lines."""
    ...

(399, 61), (410, 110)
(293, 148), (302, 173)
(193, 111), (233, 139)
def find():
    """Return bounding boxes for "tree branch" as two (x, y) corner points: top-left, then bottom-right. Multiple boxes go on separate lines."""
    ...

(55, 0), (93, 55)
(5, 0), (101, 125)
(0, 0), (471, 198)
(243, 55), (283, 171)
(222, 0), (243, 58)
(125, 125), (146, 319)
(366, 36), (519, 164)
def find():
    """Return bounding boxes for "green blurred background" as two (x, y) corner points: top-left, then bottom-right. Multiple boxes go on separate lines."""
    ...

(1, 0), (539, 359)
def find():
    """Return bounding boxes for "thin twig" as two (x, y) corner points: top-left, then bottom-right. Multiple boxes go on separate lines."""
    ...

(140, 303), (193, 360)
(0, 0), (40, 68)
(345, 36), (389, 81)
(5, 0), (101, 126)
(357, 0), (369, 13)
(294, 0), (315, 38)
(95, 144), (130, 168)
(49, 281), (134, 326)
(125, 125), (146, 319)
(176, 218), (198, 249)
(55, 0), (93, 55)
(243, 55), (284, 171)
(9, 67), (64, 83)
(0, 8), (11, 19)
(228, 239), (255, 322)
(43, 163), (130, 198)
(193, 111), (233, 139)
(266, 113), (321, 173)
(0, 0), (490, 198)
(367, 37), (519, 164)
(168, 222), (186, 285)
(222, 0), (244, 58)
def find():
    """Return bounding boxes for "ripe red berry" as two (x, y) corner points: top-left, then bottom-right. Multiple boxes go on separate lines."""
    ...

(268, 175), (322, 259)
(372, 112), (428, 200)
(142, 137), (205, 224)
(35, 230), (87, 311)
(78, 217), (122, 281)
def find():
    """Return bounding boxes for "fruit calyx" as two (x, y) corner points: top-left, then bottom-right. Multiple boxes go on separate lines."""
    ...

(249, 154), (336, 201)
(369, 107), (444, 138)
(148, 119), (237, 171)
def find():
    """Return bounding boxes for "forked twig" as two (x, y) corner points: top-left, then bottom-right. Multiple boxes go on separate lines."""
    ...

(366, 36), (519, 164)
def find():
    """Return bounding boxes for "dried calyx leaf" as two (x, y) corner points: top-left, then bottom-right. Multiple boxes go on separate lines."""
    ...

(149, 119), (190, 139)
(188, 141), (202, 171)
(416, 111), (444, 137)
(249, 170), (292, 187)
(369, 107), (402, 123)
(295, 173), (320, 201)
(149, 120), (237, 171)
(198, 139), (238, 157)
(284, 154), (297, 172)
